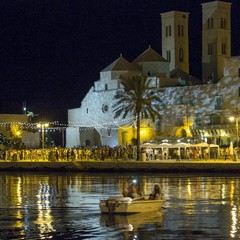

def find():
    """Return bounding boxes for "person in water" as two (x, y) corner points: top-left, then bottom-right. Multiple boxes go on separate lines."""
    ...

(149, 184), (162, 200)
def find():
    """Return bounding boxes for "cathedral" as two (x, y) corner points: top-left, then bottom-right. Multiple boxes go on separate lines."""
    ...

(66, 1), (240, 148)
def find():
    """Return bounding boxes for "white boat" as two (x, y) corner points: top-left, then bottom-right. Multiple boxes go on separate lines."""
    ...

(99, 196), (165, 214)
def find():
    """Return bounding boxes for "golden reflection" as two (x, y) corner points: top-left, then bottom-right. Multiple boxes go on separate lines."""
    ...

(14, 177), (23, 229)
(3, 174), (240, 239)
(229, 181), (234, 200)
(35, 181), (55, 237)
(187, 179), (191, 198)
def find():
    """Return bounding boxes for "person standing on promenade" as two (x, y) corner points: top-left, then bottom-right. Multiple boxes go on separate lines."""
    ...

(193, 148), (197, 159)
(176, 149), (181, 161)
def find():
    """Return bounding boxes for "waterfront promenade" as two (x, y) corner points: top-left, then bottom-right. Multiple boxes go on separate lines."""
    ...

(0, 158), (240, 173)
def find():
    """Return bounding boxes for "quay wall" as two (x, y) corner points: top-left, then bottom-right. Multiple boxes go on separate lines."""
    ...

(0, 160), (240, 173)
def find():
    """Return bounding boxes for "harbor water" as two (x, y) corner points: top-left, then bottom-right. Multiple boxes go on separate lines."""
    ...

(0, 171), (240, 239)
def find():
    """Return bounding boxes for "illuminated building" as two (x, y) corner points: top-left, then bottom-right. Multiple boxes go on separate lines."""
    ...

(66, 1), (240, 148)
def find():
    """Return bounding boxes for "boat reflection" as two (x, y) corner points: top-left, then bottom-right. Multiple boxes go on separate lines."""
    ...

(100, 210), (164, 236)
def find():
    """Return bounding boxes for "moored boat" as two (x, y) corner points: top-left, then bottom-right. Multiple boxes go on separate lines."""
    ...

(99, 195), (165, 214)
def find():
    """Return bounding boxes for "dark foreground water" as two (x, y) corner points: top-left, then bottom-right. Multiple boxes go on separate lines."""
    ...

(0, 171), (240, 240)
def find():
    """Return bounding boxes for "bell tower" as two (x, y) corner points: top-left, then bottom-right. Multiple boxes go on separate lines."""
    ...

(201, 1), (231, 82)
(161, 11), (189, 73)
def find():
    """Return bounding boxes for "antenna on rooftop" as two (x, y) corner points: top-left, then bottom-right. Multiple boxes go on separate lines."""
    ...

(23, 101), (27, 114)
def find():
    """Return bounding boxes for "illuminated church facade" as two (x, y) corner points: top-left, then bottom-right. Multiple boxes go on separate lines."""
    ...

(66, 1), (240, 148)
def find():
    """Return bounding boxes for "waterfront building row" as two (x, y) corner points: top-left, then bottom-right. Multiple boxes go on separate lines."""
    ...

(66, 1), (240, 149)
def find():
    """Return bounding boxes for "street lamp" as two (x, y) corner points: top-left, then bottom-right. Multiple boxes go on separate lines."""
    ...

(229, 116), (239, 148)
(37, 123), (49, 149)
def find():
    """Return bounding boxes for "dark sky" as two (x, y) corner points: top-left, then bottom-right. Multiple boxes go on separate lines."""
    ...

(0, 0), (239, 123)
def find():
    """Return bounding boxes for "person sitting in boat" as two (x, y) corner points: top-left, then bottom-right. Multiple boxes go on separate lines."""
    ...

(122, 181), (129, 197)
(124, 179), (141, 198)
(149, 184), (162, 200)
(129, 183), (141, 198)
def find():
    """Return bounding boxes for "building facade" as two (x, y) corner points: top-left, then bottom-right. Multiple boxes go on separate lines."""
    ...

(66, 1), (240, 148)
(0, 114), (39, 149)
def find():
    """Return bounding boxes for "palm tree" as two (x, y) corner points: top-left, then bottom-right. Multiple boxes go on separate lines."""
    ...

(113, 75), (162, 160)
(27, 111), (39, 123)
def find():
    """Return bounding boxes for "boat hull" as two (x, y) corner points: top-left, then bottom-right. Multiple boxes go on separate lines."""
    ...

(99, 196), (164, 214)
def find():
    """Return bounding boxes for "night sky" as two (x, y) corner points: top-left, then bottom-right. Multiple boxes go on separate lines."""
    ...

(0, 0), (239, 123)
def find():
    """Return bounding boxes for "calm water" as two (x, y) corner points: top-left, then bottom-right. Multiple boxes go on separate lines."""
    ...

(0, 171), (240, 240)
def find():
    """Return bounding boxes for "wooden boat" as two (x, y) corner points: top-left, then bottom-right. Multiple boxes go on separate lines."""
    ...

(99, 196), (165, 214)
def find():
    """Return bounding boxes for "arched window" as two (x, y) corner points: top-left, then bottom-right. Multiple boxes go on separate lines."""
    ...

(178, 25), (181, 36)
(86, 140), (91, 147)
(181, 25), (184, 36)
(208, 43), (213, 55)
(179, 48), (184, 62)
(221, 18), (226, 29)
(166, 25), (171, 37)
(207, 17), (214, 29)
(166, 26), (168, 37)
(167, 50), (171, 62)
(222, 43), (226, 55)
(181, 129), (187, 137)
(169, 25), (171, 36)
(105, 84), (108, 90)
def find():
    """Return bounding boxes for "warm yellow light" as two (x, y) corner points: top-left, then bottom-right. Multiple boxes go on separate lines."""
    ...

(140, 129), (146, 135)
(37, 123), (49, 128)
(229, 116), (235, 122)
(11, 124), (22, 137)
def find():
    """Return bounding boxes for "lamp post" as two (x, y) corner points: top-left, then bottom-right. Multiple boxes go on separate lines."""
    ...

(229, 116), (239, 148)
(37, 123), (49, 149)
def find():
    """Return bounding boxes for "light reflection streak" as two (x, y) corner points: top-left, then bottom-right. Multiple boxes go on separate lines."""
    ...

(15, 177), (23, 229)
(36, 181), (55, 238)
(187, 179), (191, 198)
(230, 205), (237, 238)
(230, 181), (234, 200)
(221, 184), (226, 201)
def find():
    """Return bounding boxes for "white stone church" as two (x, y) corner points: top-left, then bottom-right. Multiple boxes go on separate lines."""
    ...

(66, 1), (240, 148)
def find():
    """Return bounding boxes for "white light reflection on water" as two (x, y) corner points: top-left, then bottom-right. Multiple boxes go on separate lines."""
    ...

(230, 205), (237, 238)
(36, 180), (55, 238)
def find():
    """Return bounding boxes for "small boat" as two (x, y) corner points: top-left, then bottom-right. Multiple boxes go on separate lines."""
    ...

(99, 196), (165, 214)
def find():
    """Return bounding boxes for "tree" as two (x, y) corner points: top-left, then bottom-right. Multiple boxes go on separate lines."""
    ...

(112, 75), (162, 160)
(27, 111), (39, 123)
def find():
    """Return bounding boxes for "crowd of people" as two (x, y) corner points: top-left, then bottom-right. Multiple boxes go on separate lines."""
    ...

(143, 147), (213, 160)
(0, 146), (136, 161)
(0, 145), (234, 162)
(143, 146), (232, 160)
